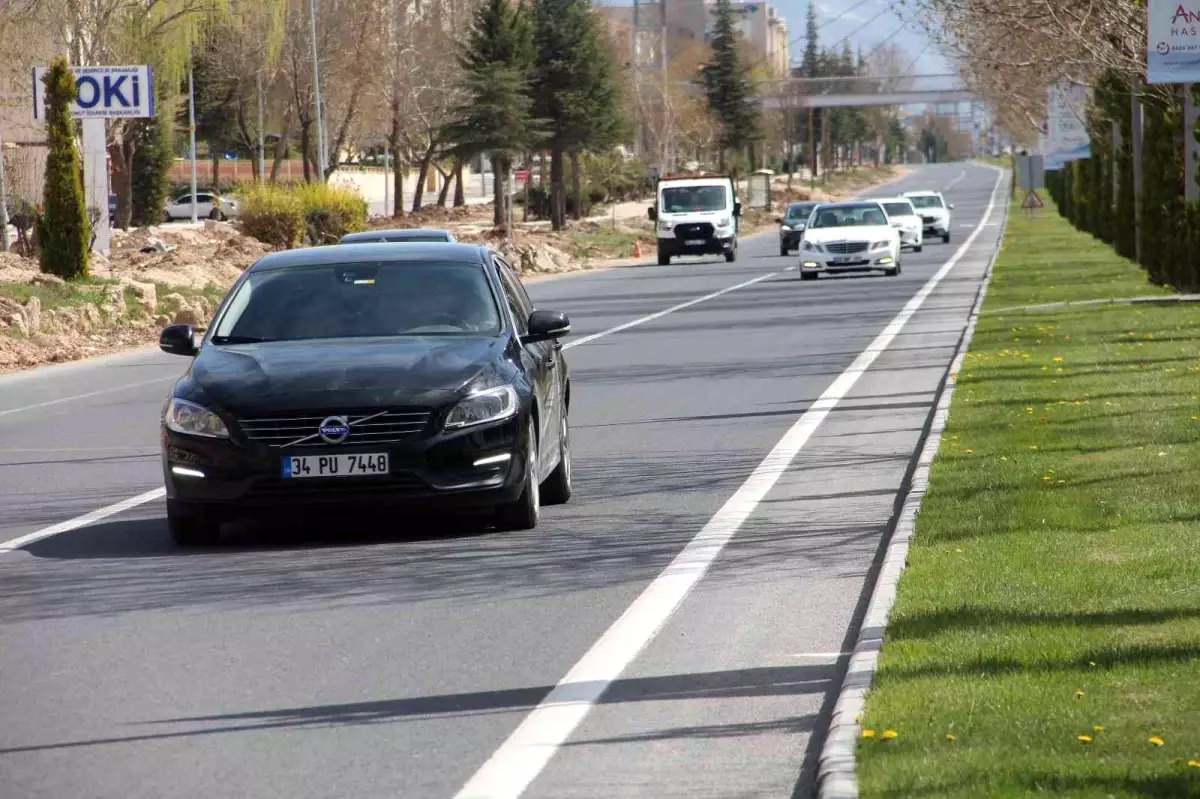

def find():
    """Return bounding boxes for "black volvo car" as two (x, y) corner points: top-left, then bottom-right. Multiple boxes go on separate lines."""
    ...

(158, 243), (572, 545)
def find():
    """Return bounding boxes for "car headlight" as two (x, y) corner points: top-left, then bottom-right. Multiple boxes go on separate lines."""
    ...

(871, 240), (891, 251)
(802, 240), (823, 252)
(445, 385), (518, 429)
(658, 220), (673, 231)
(164, 398), (230, 438)
(715, 217), (733, 229)
(780, 224), (792, 232)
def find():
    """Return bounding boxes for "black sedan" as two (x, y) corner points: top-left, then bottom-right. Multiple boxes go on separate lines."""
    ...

(158, 242), (572, 545)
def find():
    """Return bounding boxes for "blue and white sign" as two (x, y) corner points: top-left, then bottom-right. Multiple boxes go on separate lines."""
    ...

(1043, 81), (1090, 170)
(32, 65), (154, 120)
(1147, 0), (1200, 83)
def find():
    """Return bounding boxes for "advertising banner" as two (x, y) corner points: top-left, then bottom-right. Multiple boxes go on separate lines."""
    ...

(1147, 0), (1200, 83)
(1043, 81), (1090, 169)
(32, 65), (153, 120)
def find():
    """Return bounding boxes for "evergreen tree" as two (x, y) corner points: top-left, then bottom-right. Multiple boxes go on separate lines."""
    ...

(37, 58), (90, 280)
(445, 0), (539, 227)
(798, 2), (820, 175)
(700, 0), (761, 172)
(131, 112), (173, 227)
(531, 0), (625, 230)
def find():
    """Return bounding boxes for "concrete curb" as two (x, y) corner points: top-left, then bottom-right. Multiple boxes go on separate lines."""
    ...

(986, 293), (1200, 315)
(815, 174), (1011, 799)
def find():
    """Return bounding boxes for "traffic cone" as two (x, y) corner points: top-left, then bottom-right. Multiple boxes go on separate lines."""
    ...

(633, 239), (643, 258)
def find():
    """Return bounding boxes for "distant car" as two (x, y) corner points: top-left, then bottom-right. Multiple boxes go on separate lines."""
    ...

(874, 197), (923, 252)
(163, 192), (239, 222)
(798, 201), (902, 280)
(777, 201), (818, 256)
(903, 190), (953, 243)
(339, 228), (456, 244)
(156, 242), (573, 545)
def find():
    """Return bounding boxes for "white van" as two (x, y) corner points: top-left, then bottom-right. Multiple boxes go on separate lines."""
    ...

(648, 175), (741, 265)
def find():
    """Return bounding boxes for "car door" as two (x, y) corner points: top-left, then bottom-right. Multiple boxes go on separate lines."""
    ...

(194, 194), (215, 218)
(493, 256), (559, 475)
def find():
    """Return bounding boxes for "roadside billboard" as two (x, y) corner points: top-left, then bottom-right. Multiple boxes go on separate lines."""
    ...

(1147, 0), (1200, 83)
(32, 65), (153, 120)
(1043, 81), (1090, 170)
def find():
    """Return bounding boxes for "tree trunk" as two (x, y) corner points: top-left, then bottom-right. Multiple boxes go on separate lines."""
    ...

(491, 152), (505, 227)
(436, 162), (454, 207)
(270, 113), (293, 184)
(411, 144), (435, 214)
(550, 143), (566, 231)
(539, 151), (547, 187)
(570, 151), (583, 221)
(108, 127), (136, 231)
(522, 152), (531, 222)
(453, 158), (465, 207)
(300, 121), (312, 183)
(718, 147), (726, 173)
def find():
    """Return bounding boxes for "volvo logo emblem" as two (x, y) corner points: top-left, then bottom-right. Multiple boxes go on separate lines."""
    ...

(317, 416), (350, 444)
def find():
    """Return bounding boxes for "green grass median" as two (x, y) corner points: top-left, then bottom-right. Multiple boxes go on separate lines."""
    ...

(857, 200), (1200, 798)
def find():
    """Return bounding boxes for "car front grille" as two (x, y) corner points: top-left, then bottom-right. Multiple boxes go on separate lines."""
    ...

(921, 215), (937, 224)
(674, 222), (715, 239)
(239, 409), (432, 448)
(246, 473), (428, 498)
(825, 241), (869, 254)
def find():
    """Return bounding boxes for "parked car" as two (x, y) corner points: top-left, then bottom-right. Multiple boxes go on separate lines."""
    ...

(339, 228), (456, 244)
(157, 242), (573, 545)
(777, 201), (819, 256)
(163, 192), (240, 222)
(902, 190), (953, 243)
(798, 201), (902, 280)
(874, 197), (923, 252)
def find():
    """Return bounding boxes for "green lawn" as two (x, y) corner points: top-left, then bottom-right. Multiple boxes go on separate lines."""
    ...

(857, 199), (1200, 798)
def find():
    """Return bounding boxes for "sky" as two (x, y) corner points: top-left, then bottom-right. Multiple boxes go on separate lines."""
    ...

(778, 0), (951, 75)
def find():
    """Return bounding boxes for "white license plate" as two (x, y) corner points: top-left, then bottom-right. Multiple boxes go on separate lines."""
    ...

(282, 453), (389, 478)
(684, 239), (706, 246)
(833, 256), (852, 264)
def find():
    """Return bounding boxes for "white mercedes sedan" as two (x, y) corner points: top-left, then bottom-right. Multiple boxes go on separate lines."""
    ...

(798, 201), (902, 280)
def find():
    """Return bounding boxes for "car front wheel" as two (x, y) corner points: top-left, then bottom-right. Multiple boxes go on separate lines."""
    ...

(540, 412), (572, 505)
(495, 421), (540, 531)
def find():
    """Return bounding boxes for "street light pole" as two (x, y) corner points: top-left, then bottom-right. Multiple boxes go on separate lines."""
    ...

(308, 0), (328, 179)
(188, 43), (199, 224)
(257, 71), (266, 183)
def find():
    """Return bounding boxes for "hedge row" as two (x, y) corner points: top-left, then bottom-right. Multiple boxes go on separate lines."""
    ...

(1045, 74), (1200, 292)
(237, 183), (368, 248)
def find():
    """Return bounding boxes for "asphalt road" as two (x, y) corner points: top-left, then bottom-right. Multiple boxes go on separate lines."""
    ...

(0, 163), (1008, 799)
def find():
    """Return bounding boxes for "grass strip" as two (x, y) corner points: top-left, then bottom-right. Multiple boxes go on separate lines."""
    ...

(857, 198), (1200, 798)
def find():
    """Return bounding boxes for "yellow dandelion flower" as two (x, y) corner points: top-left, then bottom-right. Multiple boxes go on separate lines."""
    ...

(1149, 735), (1165, 747)
(1075, 690), (1085, 699)
(965, 449), (973, 453)
(861, 728), (875, 739)
(1077, 734), (1093, 743)
(1093, 725), (1105, 733)
(882, 729), (898, 740)
(955, 547), (964, 553)
(1031, 445), (1039, 450)
(1089, 661), (1097, 667)
(1187, 760), (1200, 768)
(1053, 356), (1063, 362)
(946, 733), (957, 742)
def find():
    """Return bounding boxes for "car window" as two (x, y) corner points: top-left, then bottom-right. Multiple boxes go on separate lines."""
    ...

(908, 195), (944, 209)
(883, 202), (915, 217)
(661, 185), (728, 213)
(786, 203), (816, 220)
(195, 194), (212, 204)
(810, 204), (888, 228)
(211, 261), (502, 342)
(493, 257), (532, 336)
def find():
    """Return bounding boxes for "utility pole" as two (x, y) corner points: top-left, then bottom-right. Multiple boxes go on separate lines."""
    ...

(188, 40), (199, 224)
(308, 0), (328, 179)
(0, 133), (8, 253)
(257, 71), (266, 183)
(661, 4), (669, 175)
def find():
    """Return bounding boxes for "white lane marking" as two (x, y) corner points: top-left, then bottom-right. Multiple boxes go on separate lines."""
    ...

(453, 169), (1007, 799)
(0, 272), (782, 556)
(945, 169), (966, 190)
(0, 376), (175, 419)
(0, 488), (166, 554)
(562, 273), (777, 350)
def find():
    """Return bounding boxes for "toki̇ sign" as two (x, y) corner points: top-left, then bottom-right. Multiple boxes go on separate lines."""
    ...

(1147, 0), (1200, 82)
(32, 65), (154, 120)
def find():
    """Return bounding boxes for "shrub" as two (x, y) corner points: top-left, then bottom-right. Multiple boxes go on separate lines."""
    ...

(131, 114), (173, 227)
(586, 184), (607, 205)
(237, 184), (306, 248)
(292, 182), (368, 244)
(37, 58), (89, 280)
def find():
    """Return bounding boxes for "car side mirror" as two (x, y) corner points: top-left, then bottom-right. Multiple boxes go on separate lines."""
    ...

(160, 324), (198, 356)
(733, 201), (742, 218)
(647, 207), (657, 221)
(525, 310), (570, 343)
(949, 204), (955, 209)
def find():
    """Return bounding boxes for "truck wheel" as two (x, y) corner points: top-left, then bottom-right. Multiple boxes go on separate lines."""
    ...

(724, 247), (737, 263)
(657, 251), (670, 266)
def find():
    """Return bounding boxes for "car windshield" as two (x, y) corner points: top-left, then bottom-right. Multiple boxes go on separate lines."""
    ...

(809, 204), (888, 228)
(883, 202), (915, 217)
(211, 261), (501, 343)
(661, 185), (728, 213)
(908, 195), (944, 209)
(785, 203), (816, 220)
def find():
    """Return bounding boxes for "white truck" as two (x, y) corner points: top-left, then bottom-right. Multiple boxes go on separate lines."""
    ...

(647, 175), (742, 266)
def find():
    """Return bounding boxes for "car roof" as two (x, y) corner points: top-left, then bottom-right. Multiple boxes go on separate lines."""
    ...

(903, 190), (941, 196)
(339, 228), (453, 242)
(813, 200), (884, 208)
(786, 201), (817, 208)
(248, 242), (490, 273)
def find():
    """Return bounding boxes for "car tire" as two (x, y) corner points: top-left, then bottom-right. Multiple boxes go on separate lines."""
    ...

(914, 244), (923, 253)
(800, 270), (818, 281)
(162, 211), (172, 223)
(724, 247), (737, 263)
(780, 244), (789, 257)
(210, 209), (224, 222)
(495, 421), (540, 531)
(167, 501), (221, 546)
(884, 265), (901, 276)
(540, 412), (572, 506)
(657, 251), (670, 266)
(943, 232), (951, 244)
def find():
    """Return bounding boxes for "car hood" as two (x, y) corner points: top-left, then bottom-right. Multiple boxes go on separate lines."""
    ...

(912, 205), (949, 217)
(183, 336), (504, 413)
(804, 225), (895, 243)
(889, 216), (920, 227)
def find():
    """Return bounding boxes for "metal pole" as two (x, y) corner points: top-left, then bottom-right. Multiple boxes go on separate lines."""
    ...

(308, 0), (327, 179)
(1112, 123), (1121, 200)
(808, 106), (815, 188)
(0, 133), (9, 253)
(661, 10), (669, 174)
(188, 50), (199, 224)
(1186, 84), (1199, 202)
(384, 143), (390, 214)
(1132, 78), (1143, 264)
(257, 71), (266, 184)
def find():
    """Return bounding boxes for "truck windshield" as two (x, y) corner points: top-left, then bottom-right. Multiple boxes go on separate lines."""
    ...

(662, 186), (728, 213)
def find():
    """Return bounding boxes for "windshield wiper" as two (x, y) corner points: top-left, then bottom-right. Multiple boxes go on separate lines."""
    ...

(211, 335), (274, 344)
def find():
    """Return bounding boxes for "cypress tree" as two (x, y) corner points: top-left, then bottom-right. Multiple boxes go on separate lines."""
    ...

(131, 113), (173, 227)
(701, 0), (761, 172)
(37, 58), (90, 280)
